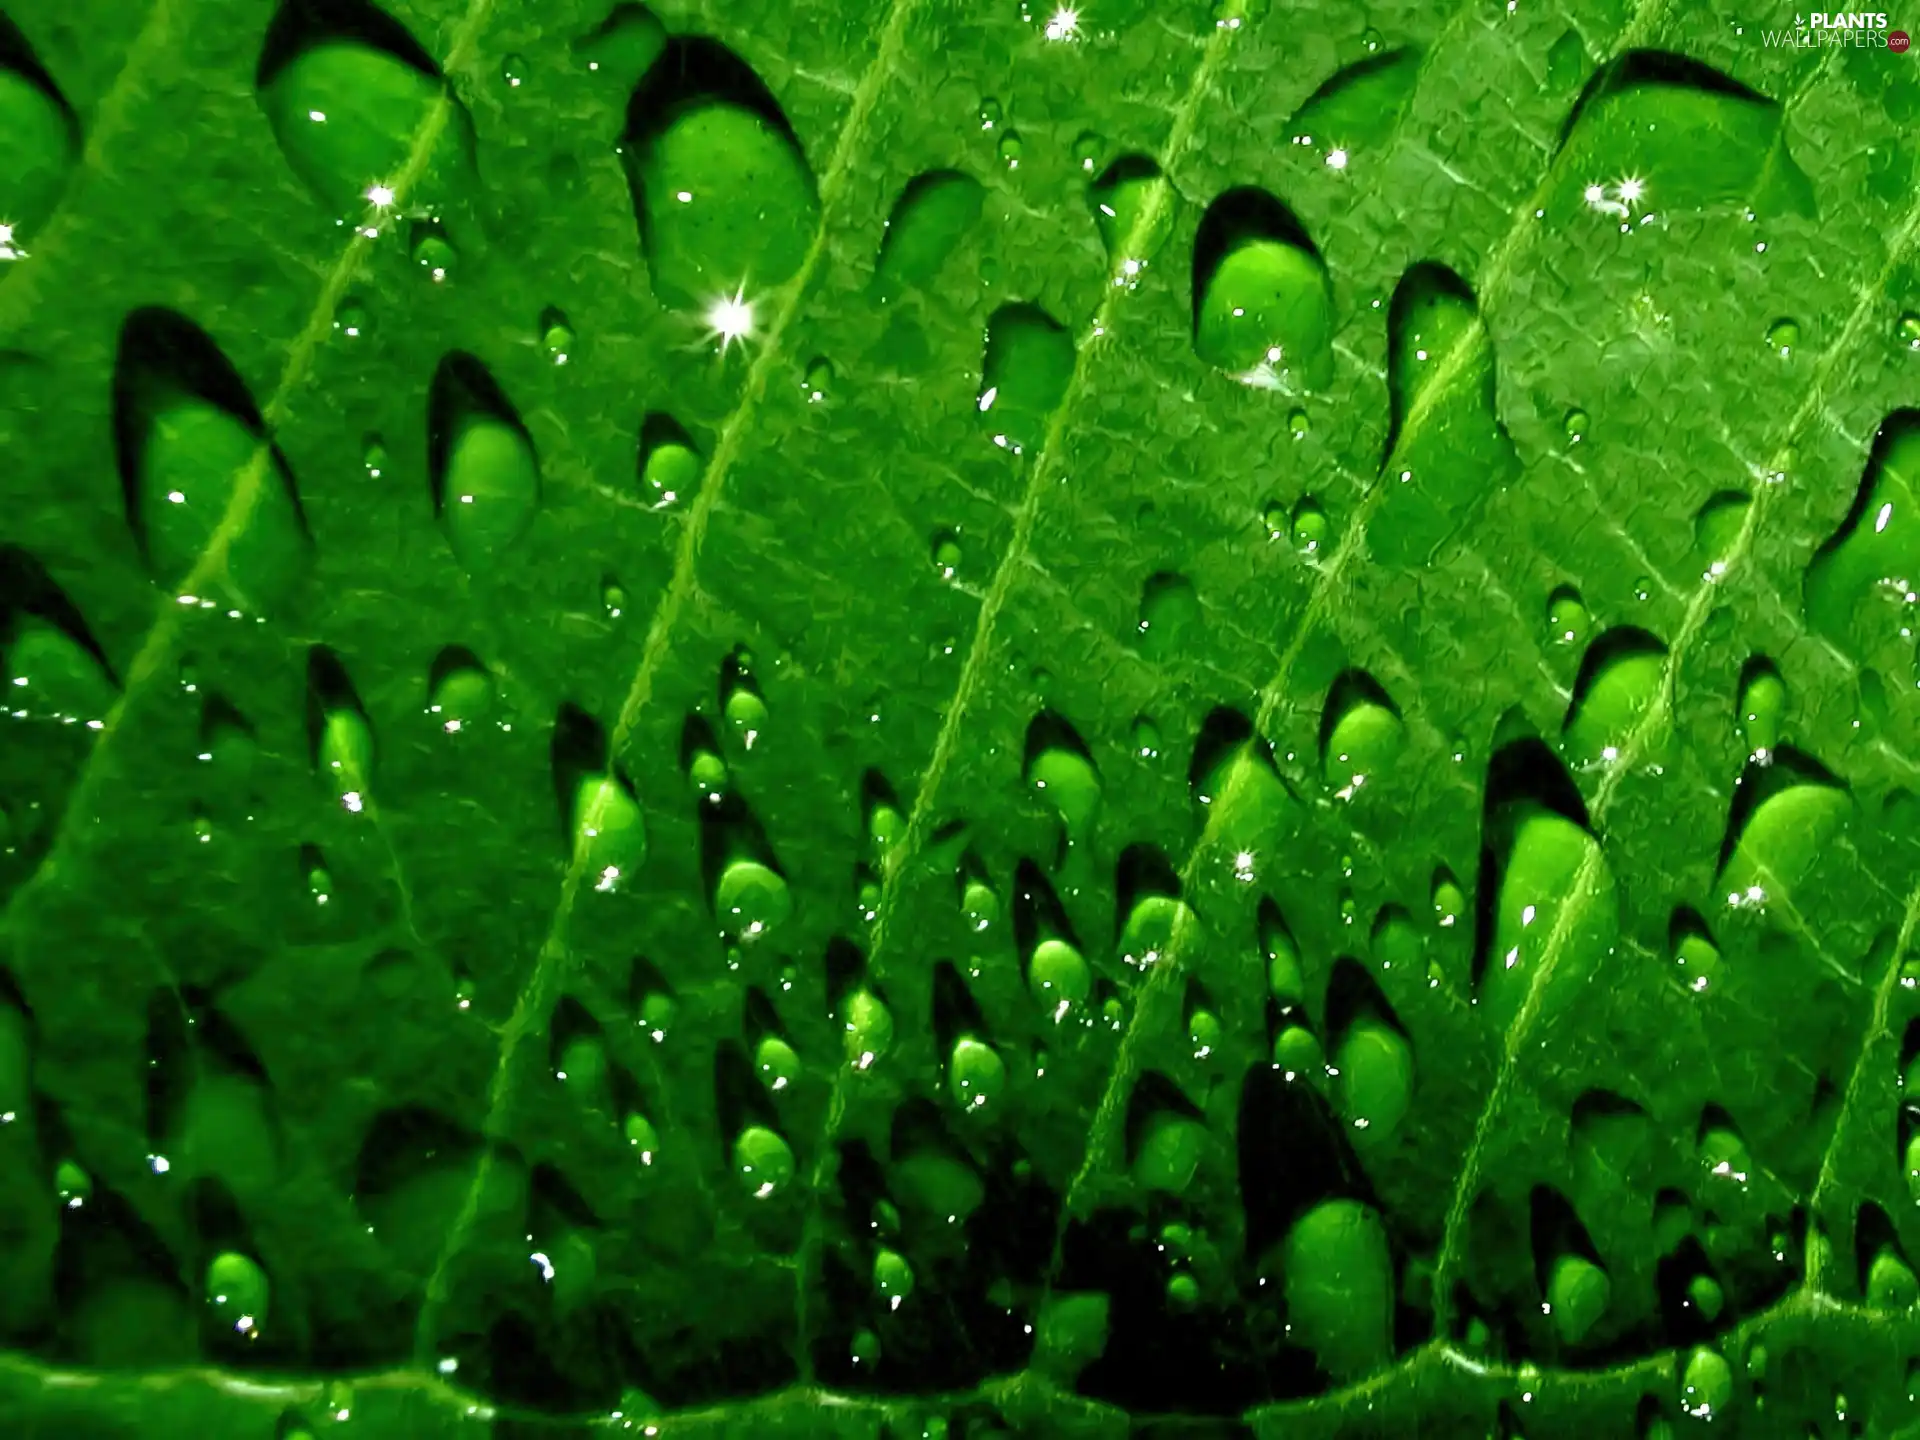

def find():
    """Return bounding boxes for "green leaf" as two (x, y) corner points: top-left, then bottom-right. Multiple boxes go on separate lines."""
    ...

(2, 0), (1920, 1434)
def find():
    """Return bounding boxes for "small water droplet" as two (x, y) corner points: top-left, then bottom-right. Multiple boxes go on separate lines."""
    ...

(947, 1035), (1004, 1113)
(978, 98), (1002, 131)
(1899, 312), (1920, 350)
(1564, 408), (1589, 444)
(1193, 191), (1333, 386)
(1320, 671), (1404, 797)
(501, 53), (528, 87)
(1288, 407), (1309, 437)
(932, 530), (962, 580)
(333, 298), (371, 339)
(802, 356), (833, 403)
(1545, 585), (1589, 646)
(978, 303), (1075, 453)
(1028, 937), (1090, 1014)
(204, 1251), (269, 1337)
(429, 353), (540, 568)
(1290, 496), (1329, 556)
(1072, 130), (1104, 171)
(873, 170), (984, 301)
(997, 130), (1023, 168)
(601, 577), (627, 620)
(0, 41), (78, 252)
(540, 306), (574, 365)
(873, 1247), (915, 1305)
(1089, 155), (1171, 274)
(409, 219), (456, 282)
(1679, 1346), (1732, 1419)
(639, 414), (701, 508)
(1360, 25), (1384, 51)
(1766, 317), (1799, 357)
(574, 4), (667, 88)
(1130, 715), (1161, 760)
(732, 1123), (794, 1199)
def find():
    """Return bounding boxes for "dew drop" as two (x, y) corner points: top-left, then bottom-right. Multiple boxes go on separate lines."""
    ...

(1024, 713), (1100, 856)
(1564, 408), (1589, 443)
(1319, 671), (1404, 797)
(602, 577), (627, 620)
(1281, 1200), (1391, 1379)
(0, 35), (78, 251)
(1545, 1252), (1609, 1346)
(1692, 490), (1750, 579)
(1737, 657), (1786, 756)
(501, 53), (528, 87)
(257, 8), (477, 218)
(1289, 407), (1309, 437)
(978, 303), (1075, 452)
(574, 3), (667, 89)
(1136, 571), (1198, 661)
(1027, 937), (1089, 1013)
(554, 704), (645, 889)
(428, 352), (540, 568)
(1545, 585), (1589, 647)
(1899, 312), (1920, 350)
(1562, 628), (1668, 768)
(1290, 496), (1330, 556)
(996, 130), (1023, 168)
(873, 170), (984, 301)
(732, 1123), (794, 1199)
(622, 39), (819, 309)
(947, 1036), (1004, 1112)
(873, 1247), (915, 1305)
(639, 414), (701, 508)
(540, 306), (574, 365)
(624, 1112), (660, 1164)
(1679, 1346), (1732, 1419)
(333, 298), (372, 339)
(722, 650), (769, 749)
(1088, 155), (1171, 273)
(1766, 317), (1799, 357)
(1192, 190), (1332, 386)
(409, 218), (456, 282)
(204, 1251), (269, 1336)
(1130, 715), (1161, 760)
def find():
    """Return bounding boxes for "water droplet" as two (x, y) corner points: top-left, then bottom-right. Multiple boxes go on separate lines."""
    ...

(1717, 751), (1848, 905)
(1546, 30), (1587, 91)
(978, 303), (1075, 452)
(1671, 908), (1721, 993)
(683, 718), (729, 803)
(4, 609), (115, 726)
(947, 1036), (1004, 1113)
(754, 1033), (800, 1093)
(639, 414), (701, 508)
(1130, 715), (1161, 760)
(1562, 628), (1668, 768)
(428, 352), (540, 568)
(1289, 407), (1309, 437)
(1263, 901), (1305, 1008)
(798, 356), (833, 404)
(1192, 190), (1332, 386)
(722, 650), (768, 749)
(960, 864), (999, 933)
(1431, 867), (1464, 928)
(540, 306), (574, 365)
(1360, 26), (1384, 51)
(1899, 312), (1920, 350)
(1692, 490), (1750, 580)
(1556, 55), (1814, 222)
(501, 53), (528, 87)
(1028, 937), (1090, 1013)
(1272, 1023), (1322, 1073)
(624, 1112), (660, 1164)
(864, 772), (905, 867)
(1132, 1108), (1205, 1194)
(304, 847), (333, 904)
(1564, 408), (1589, 443)
(1480, 779), (1618, 1032)
(333, 298), (371, 339)
(114, 310), (309, 608)
(978, 97), (1001, 130)
(1376, 263), (1519, 567)
(1118, 882), (1194, 971)
(1072, 130), (1104, 172)
(996, 129), (1023, 168)
(1024, 712), (1100, 856)
(1632, 574), (1652, 602)
(257, 14), (477, 218)
(54, 1158), (90, 1209)
(1679, 1346), (1732, 1419)
(1136, 572), (1198, 660)
(873, 1247), (915, 1305)
(1737, 657), (1786, 756)
(554, 704), (645, 889)
(409, 218), (455, 282)
(1281, 1200), (1392, 1379)
(1766, 317), (1799, 357)
(1282, 42), (1417, 154)
(1290, 496), (1329, 555)
(1320, 671), (1404, 797)
(574, 4), (667, 89)
(309, 648), (373, 804)
(1545, 1252), (1609, 1345)
(601, 577), (628, 621)
(426, 645), (491, 733)
(1545, 585), (1589, 646)
(1088, 155), (1171, 274)
(873, 170), (984, 301)
(0, 37), (78, 251)
(622, 40), (819, 308)
(205, 1251), (269, 1336)
(1331, 978), (1412, 1137)
(1807, 415), (1920, 650)
(733, 1124), (794, 1199)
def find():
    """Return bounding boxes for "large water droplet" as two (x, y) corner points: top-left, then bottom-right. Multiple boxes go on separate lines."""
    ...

(1024, 712), (1100, 857)
(1679, 1345), (1732, 1419)
(257, 3), (477, 217)
(1717, 750), (1849, 906)
(553, 704), (645, 891)
(428, 352), (539, 568)
(113, 310), (308, 607)
(842, 986), (893, 1070)
(1692, 490), (1751, 580)
(947, 1035), (1004, 1113)
(1281, 1199), (1391, 1379)
(1320, 670), (1404, 798)
(978, 303), (1075, 452)
(638, 412), (701, 508)
(1028, 938), (1089, 1015)
(1545, 1252), (1609, 1345)
(873, 169), (983, 301)
(1556, 54), (1813, 221)
(1192, 190), (1332, 386)
(1375, 263), (1519, 568)
(622, 39), (819, 308)
(1806, 414), (1920, 652)
(204, 1250), (269, 1337)
(733, 1123), (794, 1199)
(1088, 155), (1171, 275)
(4, 602), (115, 726)
(574, 4), (667, 90)
(1479, 746), (1619, 1031)
(1329, 962), (1412, 1138)
(0, 27), (78, 251)
(1562, 627), (1668, 768)
(1283, 45), (1419, 158)
(1136, 571), (1198, 660)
